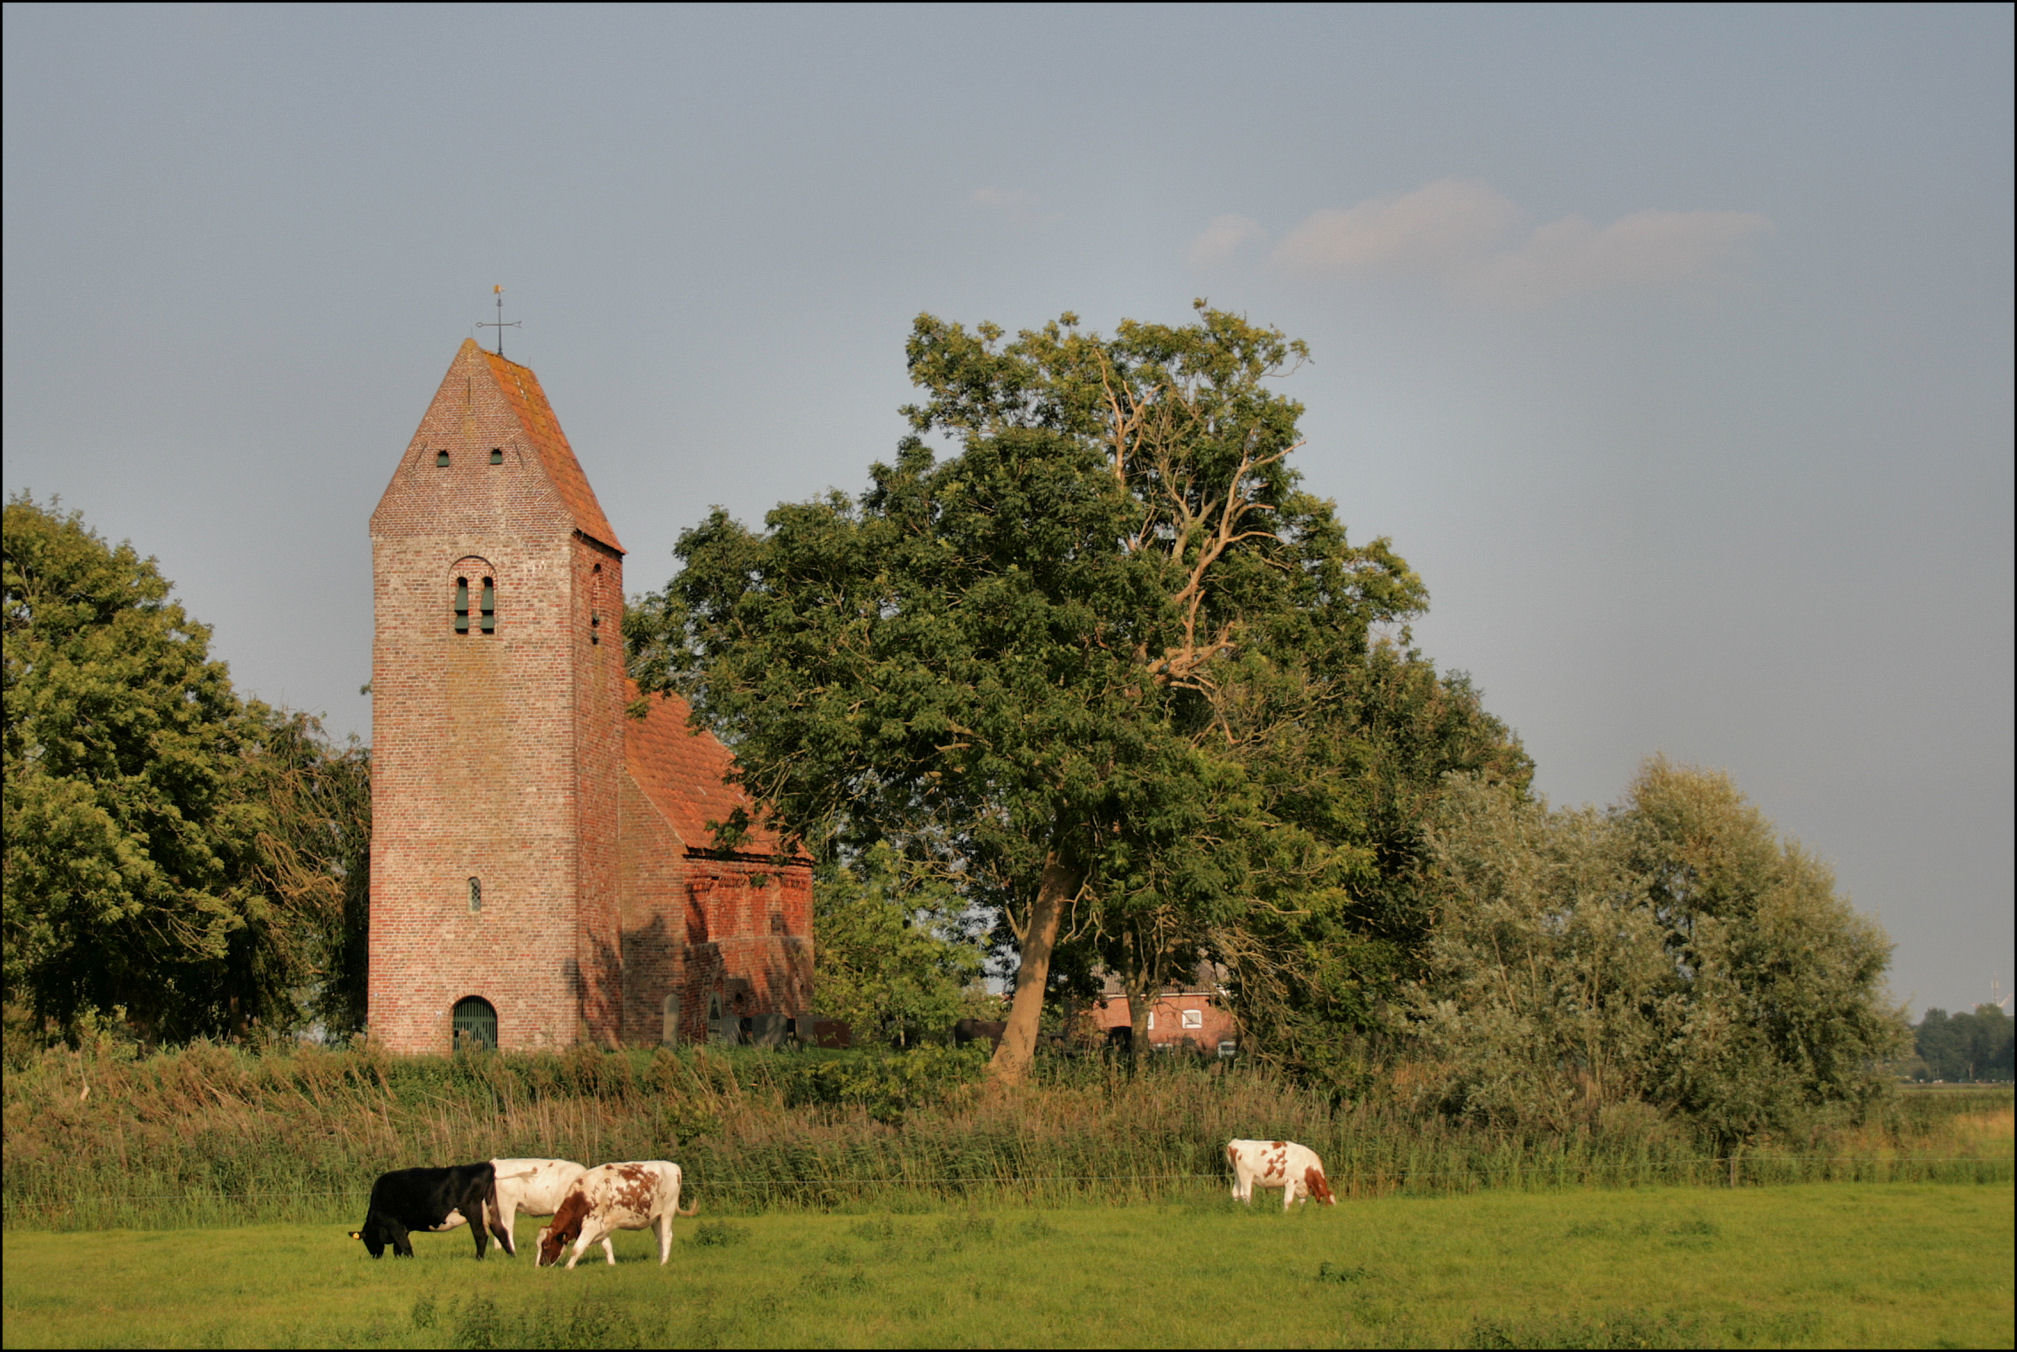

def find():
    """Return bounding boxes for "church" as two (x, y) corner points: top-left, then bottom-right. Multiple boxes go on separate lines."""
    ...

(367, 338), (812, 1054)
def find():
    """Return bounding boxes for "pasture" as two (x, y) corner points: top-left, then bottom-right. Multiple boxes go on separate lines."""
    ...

(4, 1182), (2010, 1348)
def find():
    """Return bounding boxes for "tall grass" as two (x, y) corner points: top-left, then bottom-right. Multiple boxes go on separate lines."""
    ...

(4, 1041), (2008, 1231)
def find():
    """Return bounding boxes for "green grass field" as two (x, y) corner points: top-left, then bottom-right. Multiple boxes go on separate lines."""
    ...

(4, 1182), (2010, 1348)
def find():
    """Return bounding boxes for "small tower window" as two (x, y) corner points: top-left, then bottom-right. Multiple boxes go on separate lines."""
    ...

(436, 450), (450, 467)
(489, 447), (503, 464)
(479, 578), (496, 634)
(468, 876), (482, 912)
(454, 578), (470, 633)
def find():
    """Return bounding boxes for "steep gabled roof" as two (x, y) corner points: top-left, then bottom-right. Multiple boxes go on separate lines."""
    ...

(478, 344), (623, 553)
(624, 680), (800, 860)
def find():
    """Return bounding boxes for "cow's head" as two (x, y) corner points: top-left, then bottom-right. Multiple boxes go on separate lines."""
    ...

(350, 1221), (388, 1259)
(535, 1220), (578, 1267)
(1304, 1166), (1337, 1206)
(536, 1191), (589, 1267)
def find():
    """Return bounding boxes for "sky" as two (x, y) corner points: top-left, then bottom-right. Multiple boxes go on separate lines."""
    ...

(4, 4), (2010, 1018)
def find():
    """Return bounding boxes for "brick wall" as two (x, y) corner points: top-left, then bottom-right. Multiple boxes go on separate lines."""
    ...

(369, 346), (597, 1053)
(1093, 989), (1241, 1053)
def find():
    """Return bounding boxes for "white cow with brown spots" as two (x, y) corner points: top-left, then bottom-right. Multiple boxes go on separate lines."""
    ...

(534, 1160), (698, 1268)
(1227, 1138), (1337, 1211)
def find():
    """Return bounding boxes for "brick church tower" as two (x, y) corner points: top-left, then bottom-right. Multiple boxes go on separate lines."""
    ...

(368, 339), (812, 1054)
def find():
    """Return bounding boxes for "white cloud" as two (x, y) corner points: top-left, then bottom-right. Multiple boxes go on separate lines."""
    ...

(1270, 179), (1521, 276)
(1459, 209), (1774, 307)
(1186, 214), (1266, 269)
(1264, 181), (1772, 306)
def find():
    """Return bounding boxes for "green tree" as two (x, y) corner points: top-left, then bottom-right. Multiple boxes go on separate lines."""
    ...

(4, 495), (265, 1038)
(2, 494), (365, 1044)
(633, 303), (1434, 1081)
(1411, 757), (1908, 1144)
(1214, 642), (1531, 1082)
(1915, 1005), (2016, 1082)
(808, 843), (987, 1047)
(238, 703), (371, 1041)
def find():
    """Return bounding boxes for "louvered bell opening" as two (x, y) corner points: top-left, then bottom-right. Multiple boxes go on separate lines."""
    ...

(479, 578), (495, 633)
(436, 450), (450, 467)
(455, 578), (470, 633)
(489, 447), (503, 464)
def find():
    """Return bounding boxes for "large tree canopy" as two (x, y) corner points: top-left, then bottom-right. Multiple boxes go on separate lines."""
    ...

(634, 303), (1524, 1080)
(2, 494), (366, 1043)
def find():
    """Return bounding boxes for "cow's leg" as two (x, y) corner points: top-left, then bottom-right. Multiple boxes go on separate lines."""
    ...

(489, 1197), (516, 1258)
(567, 1224), (607, 1270)
(1283, 1181), (1296, 1212)
(470, 1204), (489, 1259)
(656, 1213), (674, 1265)
(389, 1220), (414, 1257)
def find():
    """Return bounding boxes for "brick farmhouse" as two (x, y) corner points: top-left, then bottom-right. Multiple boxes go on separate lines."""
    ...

(367, 339), (811, 1054)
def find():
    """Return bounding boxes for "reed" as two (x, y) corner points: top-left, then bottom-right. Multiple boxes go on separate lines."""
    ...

(4, 1042), (2006, 1231)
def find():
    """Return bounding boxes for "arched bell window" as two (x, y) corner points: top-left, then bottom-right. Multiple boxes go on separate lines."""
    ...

(452, 996), (498, 1053)
(450, 558), (498, 635)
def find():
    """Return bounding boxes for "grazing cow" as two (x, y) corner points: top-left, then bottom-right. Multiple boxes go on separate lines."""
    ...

(535, 1160), (698, 1269)
(349, 1162), (505, 1259)
(486, 1158), (612, 1263)
(1226, 1138), (1337, 1211)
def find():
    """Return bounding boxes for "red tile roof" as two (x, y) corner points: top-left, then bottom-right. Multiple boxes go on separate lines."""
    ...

(478, 344), (623, 553)
(624, 680), (802, 860)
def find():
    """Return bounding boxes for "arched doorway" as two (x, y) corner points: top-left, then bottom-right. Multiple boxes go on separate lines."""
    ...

(452, 996), (498, 1053)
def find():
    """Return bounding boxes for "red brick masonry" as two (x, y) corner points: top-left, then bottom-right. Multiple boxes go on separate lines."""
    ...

(368, 340), (811, 1053)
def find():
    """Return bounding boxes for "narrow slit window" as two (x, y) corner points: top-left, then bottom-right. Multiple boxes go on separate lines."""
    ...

(479, 578), (495, 633)
(468, 876), (482, 912)
(454, 577), (470, 633)
(436, 450), (450, 467)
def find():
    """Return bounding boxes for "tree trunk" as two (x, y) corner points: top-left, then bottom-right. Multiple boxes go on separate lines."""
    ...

(1126, 971), (1153, 1070)
(989, 851), (1081, 1085)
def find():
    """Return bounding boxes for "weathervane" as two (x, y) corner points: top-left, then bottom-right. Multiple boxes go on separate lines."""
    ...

(476, 284), (521, 357)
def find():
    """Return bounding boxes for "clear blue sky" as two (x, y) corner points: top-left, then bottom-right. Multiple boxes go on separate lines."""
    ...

(5, 4), (2010, 1017)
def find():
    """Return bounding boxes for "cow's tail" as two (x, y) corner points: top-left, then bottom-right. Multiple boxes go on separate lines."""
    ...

(677, 1195), (699, 1217)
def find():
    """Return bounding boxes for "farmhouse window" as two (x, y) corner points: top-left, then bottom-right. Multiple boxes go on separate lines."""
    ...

(1181, 1008), (1204, 1030)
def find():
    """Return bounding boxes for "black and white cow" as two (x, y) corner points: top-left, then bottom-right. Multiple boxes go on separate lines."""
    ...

(349, 1162), (506, 1259)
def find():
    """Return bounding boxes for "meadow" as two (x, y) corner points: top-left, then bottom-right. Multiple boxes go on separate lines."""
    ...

(4, 1183), (2011, 1348)
(4, 1044), (2010, 1346)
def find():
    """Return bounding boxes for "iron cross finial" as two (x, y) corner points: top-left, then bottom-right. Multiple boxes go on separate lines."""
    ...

(476, 284), (522, 357)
